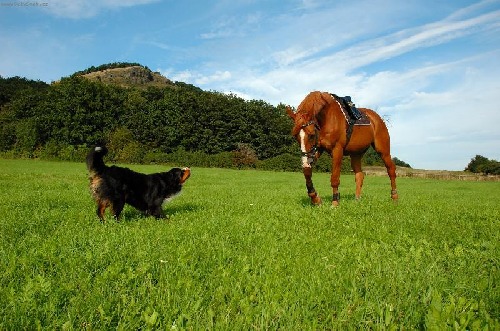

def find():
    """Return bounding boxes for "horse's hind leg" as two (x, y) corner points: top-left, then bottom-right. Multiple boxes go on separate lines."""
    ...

(376, 148), (398, 200)
(350, 154), (364, 200)
(372, 120), (398, 201)
(383, 154), (398, 200)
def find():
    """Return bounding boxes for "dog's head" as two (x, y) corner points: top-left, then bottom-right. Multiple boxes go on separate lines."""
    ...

(170, 167), (191, 184)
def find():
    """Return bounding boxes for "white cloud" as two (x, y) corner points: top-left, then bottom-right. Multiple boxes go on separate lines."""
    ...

(195, 71), (231, 85)
(44, 0), (159, 19)
(166, 69), (193, 83)
(163, 69), (232, 85)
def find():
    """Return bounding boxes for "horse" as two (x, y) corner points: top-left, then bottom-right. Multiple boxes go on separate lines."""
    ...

(286, 91), (398, 206)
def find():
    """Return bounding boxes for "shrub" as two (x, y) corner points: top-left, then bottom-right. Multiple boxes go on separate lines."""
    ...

(116, 141), (145, 164)
(258, 153), (301, 172)
(232, 143), (258, 169)
(37, 141), (88, 162)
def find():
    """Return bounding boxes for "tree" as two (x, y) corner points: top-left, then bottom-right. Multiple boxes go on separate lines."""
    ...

(465, 155), (500, 175)
(393, 157), (411, 168)
(465, 155), (490, 173)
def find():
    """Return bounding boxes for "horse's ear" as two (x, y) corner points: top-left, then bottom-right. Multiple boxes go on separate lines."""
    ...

(286, 106), (296, 120)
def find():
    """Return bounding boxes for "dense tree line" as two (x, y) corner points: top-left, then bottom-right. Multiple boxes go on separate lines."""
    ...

(0, 76), (49, 107)
(0, 75), (294, 161)
(0, 68), (412, 172)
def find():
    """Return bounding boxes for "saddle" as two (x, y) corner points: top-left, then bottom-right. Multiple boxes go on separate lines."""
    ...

(330, 94), (371, 145)
(330, 94), (370, 126)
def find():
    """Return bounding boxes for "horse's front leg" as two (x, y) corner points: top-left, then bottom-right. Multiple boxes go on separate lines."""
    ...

(331, 146), (344, 206)
(303, 166), (322, 205)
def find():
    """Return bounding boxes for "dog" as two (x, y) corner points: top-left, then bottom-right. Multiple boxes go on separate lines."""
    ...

(86, 146), (190, 222)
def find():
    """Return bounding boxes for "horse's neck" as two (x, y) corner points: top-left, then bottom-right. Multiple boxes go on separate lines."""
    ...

(318, 103), (345, 131)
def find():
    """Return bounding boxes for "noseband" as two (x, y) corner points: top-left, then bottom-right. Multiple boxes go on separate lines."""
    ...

(301, 120), (320, 163)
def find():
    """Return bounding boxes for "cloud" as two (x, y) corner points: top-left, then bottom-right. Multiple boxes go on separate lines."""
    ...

(199, 12), (264, 40)
(163, 69), (231, 85)
(44, 0), (159, 19)
(290, 10), (500, 77)
(195, 70), (231, 85)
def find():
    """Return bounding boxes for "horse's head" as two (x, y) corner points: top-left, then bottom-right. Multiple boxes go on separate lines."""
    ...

(286, 92), (334, 168)
(286, 106), (320, 168)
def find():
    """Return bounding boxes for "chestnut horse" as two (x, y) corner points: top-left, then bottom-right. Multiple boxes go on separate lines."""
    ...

(286, 91), (398, 206)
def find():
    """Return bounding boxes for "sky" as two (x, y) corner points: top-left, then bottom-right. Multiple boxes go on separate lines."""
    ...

(1, 0), (499, 170)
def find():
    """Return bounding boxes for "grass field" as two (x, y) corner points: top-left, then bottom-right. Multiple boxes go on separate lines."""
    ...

(0, 159), (499, 330)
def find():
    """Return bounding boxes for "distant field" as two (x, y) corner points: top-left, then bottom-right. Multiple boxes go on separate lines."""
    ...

(0, 159), (498, 329)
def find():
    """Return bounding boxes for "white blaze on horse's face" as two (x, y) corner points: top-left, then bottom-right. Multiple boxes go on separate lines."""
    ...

(299, 129), (311, 168)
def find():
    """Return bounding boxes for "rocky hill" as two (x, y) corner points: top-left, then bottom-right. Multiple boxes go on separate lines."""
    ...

(79, 65), (173, 88)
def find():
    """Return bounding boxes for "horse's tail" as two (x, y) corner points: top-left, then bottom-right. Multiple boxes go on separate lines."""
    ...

(86, 146), (108, 175)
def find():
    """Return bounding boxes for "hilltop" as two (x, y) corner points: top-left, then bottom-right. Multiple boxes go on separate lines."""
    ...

(72, 63), (174, 88)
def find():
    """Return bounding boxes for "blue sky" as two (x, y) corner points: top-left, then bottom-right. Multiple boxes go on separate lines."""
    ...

(1, 0), (499, 170)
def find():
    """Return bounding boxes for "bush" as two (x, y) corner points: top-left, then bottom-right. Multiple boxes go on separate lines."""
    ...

(37, 141), (88, 162)
(152, 148), (234, 169)
(57, 144), (88, 162)
(258, 153), (301, 172)
(313, 154), (351, 173)
(115, 141), (145, 164)
(232, 143), (258, 169)
(257, 153), (352, 173)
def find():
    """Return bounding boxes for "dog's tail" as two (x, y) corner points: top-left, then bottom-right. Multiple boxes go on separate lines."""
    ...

(86, 146), (108, 175)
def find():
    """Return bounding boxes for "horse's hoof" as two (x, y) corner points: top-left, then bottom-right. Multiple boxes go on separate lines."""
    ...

(311, 196), (322, 205)
(331, 200), (339, 207)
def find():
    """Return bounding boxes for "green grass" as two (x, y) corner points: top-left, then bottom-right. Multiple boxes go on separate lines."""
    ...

(0, 159), (498, 330)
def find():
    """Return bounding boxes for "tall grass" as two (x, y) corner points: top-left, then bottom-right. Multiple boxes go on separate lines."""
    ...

(0, 159), (498, 329)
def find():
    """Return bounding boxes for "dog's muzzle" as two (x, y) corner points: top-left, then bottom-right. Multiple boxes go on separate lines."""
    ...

(180, 167), (191, 184)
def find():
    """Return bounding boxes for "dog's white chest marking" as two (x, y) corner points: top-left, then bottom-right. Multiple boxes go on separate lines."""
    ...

(163, 191), (181, 205)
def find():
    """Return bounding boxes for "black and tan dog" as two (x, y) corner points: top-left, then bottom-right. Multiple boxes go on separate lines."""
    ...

(86, 146), (190, 221)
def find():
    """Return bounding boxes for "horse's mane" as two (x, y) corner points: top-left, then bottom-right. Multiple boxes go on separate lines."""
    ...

(291, 91), (332, 136)
(296, 91), (331, 117)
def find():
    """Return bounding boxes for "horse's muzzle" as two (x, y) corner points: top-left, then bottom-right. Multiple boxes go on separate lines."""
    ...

(301, 150), (317, 168)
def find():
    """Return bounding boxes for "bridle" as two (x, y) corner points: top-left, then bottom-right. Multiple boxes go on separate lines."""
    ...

(300, 120), (320, 163)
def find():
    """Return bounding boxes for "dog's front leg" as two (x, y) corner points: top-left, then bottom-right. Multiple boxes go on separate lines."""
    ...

(149, 206), (166, 219)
